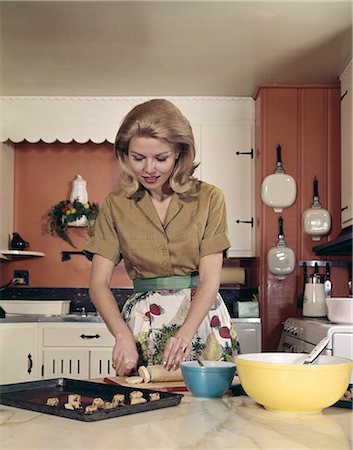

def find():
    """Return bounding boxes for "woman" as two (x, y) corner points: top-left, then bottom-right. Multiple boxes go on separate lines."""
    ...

(85, 99), (240, 376)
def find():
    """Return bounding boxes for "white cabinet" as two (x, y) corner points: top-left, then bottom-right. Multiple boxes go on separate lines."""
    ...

(0, 323), (38, 384)
(39, 323), (116, 380)
(340, 61), (353, 228)
(232, 320), (261, 353)
(200, 123), (255, 257)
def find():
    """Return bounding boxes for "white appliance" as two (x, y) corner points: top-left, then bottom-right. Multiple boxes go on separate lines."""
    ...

(281, 317), (353, 384)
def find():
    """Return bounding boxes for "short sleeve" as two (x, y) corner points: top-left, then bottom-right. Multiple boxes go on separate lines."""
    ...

(84, 196), (122, 265)
(199, 187), (230, 257)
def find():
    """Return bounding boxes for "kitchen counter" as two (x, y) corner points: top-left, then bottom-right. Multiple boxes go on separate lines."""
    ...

(0, 315), (260, 324)
(0, 388), (351, 449)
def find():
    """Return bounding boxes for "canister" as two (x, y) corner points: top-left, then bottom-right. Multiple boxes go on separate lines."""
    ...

(303, 274), (327, 317)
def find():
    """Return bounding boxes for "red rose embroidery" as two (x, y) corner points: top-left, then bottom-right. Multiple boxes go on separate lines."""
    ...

(210, 315), (221, 328)
(219, 326), (231, 339)
(145, 311), (151, 319)
(149, 304), (161, 315)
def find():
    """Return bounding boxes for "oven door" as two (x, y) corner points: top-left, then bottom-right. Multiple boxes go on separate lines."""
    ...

(282, 335), (304, 353)
(282, 335), (332, 355)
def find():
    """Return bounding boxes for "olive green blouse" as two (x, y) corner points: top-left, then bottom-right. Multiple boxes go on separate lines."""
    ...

(84, 180), (230, 280)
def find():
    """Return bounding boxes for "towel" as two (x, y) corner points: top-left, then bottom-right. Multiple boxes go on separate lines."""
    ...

(220, 267), (246, 285)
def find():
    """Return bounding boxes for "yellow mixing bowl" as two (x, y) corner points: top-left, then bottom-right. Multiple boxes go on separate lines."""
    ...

(236, 353), (353, 414)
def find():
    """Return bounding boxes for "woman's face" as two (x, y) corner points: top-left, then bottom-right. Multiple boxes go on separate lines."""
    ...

(128, 136), (179, 195)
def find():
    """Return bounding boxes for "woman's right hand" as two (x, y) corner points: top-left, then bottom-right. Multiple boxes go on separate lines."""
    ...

(112, 332), (139, 376)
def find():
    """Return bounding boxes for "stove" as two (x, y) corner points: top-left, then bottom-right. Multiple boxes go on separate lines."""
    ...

(281, 317), (353, 384)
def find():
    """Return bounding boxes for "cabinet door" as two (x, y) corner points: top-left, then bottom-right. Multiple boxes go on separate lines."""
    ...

(42, 349), (90, 379)
(340, 62), (353, 228)
(0, 324), (37, 384)
(90, 349), (116, 379)
(201, 123), (255, 257)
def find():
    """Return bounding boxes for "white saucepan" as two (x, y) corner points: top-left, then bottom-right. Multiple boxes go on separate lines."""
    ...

(267, 216), (296, 280)
(302, 176), (331, 241)
(261, 144), (297, 213)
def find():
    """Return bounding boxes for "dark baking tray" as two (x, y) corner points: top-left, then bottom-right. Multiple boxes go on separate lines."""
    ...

(0, 378), (183, 422)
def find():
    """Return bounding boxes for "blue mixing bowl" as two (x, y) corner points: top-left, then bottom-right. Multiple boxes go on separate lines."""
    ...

(180, 360), (236, 398)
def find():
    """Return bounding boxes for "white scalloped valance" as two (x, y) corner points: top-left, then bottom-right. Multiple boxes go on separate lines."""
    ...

(0, 96), (254, 144)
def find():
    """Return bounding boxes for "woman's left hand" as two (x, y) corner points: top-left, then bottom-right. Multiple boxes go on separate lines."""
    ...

(163, 335), (192, 371)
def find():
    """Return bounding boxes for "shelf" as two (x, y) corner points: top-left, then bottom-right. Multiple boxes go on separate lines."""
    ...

(313, 226), (352, 256)
(0, 250), (45, 260)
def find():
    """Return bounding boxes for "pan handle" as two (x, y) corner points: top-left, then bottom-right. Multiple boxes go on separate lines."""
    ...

(313, 176), (319, 197)
(278, 216), (284, 236)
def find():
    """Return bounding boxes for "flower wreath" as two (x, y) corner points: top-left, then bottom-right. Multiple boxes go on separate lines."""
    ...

(48, 199), (99, 248)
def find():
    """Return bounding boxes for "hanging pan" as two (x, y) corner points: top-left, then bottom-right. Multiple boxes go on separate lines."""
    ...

(302, 176), (331, 241)
(267, 216), (296, 280)
(261, 144), (297, 213)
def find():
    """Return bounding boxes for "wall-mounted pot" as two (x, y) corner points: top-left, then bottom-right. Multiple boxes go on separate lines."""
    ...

(261, 144), (297, 213)
(267, 216), (296, 280)
(302, 176), (331, 241)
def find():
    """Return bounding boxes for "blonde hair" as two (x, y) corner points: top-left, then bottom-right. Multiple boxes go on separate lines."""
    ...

(114, 99), (198, 196)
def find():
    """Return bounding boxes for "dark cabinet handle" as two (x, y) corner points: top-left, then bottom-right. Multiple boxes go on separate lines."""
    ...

(80, 334), (100, 339)
(236, 218), (254, 228)
(27, 354), (33, 374)
(341, 90), (348, 101)
(235, 148), (254, 159)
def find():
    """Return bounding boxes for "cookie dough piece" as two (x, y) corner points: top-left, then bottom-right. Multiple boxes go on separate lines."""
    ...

(103, 401), (115, 410)
(64, 402), (75, 410)
(138, 365), (151, 383)
(130, 390), (143, 399)
(129, 390), (146, 405)
(68, 393), (81, 404)
(125, 376), (144, 385)
(112, 394), (125, 406)
(66, 393), (81, 410)
(147, 365), (183, 382)
(46, 397), (59, 406)
(85, 404), (98, 414)
(149, 392), (160, 401)
(92, 397), (105, 409)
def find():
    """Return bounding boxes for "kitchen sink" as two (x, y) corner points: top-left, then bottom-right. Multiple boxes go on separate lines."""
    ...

(0, 312), (104, 323)
(59, 313), (103, 323)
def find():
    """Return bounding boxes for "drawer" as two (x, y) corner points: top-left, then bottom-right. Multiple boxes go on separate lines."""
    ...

(42, 325), (115, 347)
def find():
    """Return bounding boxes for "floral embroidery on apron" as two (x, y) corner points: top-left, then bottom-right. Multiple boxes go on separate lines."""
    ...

(122, 289), (240, 366)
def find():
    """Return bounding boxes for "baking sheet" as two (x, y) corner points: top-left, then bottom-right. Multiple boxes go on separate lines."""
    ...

(0, 378), (183, 422)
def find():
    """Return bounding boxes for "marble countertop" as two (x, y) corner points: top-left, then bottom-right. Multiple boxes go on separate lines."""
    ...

(0, 389), (351, 449)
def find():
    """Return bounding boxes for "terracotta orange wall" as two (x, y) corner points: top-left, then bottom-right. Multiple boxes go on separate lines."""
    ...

(255, 86), (349, 350)
(1, 141), (132, 288)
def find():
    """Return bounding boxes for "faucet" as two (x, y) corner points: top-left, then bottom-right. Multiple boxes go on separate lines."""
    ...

(75, 306), (87, 317)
